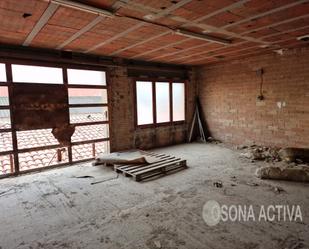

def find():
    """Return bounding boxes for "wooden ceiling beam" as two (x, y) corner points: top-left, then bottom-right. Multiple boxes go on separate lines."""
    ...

(165, 14), (309, 63)
(240, 13), (309, 35)
(23, 3), (59, 46)
(182, 0), (250, 27)
(261, 24), (309, 40)
(130, 38), (192, 59)
(170, 1), (309, 46)
(56, 16), (105, 49)
(169, 41), (248, 62)
(85, 22), (145, 53)
(149, 42), (211, 61)
(222, 0), (309, 29)
(152, 22), (309, 62)
(191, 38), (307, 65)
(109, 30), (171, 56)
(84, 0), (194, 54)
(180, 35), (307, 64)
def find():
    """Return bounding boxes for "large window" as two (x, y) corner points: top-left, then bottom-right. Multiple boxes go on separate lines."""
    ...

(0, 62), (110, 177)
(135, 80), (185, 127)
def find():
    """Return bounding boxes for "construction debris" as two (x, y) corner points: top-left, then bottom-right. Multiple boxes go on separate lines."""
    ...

(52, 124), (75, 146)
(239, 145), (281, 162)
(238, 145), (309, 164)
(273, 186), (285, 194)
(255, 166), (309, 182)
(93, 150), (160, 166)
(207, 137), (222, 144)
(213, 181), (223, 188)
(278, 148), (309, 163)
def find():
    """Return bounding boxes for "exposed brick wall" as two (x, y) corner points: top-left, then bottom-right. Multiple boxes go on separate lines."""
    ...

(108, 66), (197, 152)
(197, 47), (309, 148)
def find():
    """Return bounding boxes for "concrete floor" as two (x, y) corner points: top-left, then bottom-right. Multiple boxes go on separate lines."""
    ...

(0, 143), (308, 249)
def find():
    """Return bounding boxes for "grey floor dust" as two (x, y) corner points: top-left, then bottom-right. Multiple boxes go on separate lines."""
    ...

(0, 143), (308, 249)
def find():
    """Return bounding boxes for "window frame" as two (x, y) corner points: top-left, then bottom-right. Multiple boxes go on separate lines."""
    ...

(134, 78), (186, 128)
(0, 59), (110, 178)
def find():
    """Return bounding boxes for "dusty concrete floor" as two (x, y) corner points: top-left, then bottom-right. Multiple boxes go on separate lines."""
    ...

(0, 143), (308, 249)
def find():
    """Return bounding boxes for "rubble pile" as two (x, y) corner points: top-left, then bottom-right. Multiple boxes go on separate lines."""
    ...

(238, 145), (309, 165)
(238, 145), (281, 162)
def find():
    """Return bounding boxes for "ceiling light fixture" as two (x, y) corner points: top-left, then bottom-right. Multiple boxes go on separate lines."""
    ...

(50, 0), (114, 17)
(175, 29), (231, 45)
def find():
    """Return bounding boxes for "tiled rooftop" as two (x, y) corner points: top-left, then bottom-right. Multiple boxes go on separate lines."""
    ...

(0, 114), (109, 175)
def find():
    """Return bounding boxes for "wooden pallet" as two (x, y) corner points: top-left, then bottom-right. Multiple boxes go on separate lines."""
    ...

(114, 151), (187, 182)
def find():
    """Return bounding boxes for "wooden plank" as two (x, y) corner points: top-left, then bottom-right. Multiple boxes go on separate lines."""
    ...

(132, 159), (184, 175)
(134, 160), (187, 181)
(115, 155), (171, 170)
(118, 155), (174, 171)
(128, 158), (180, 174)
(135, 161), (187, 181)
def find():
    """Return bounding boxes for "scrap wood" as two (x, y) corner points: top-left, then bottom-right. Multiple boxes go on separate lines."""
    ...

(91, 173), (119, 185)
(93, 150), (160, 166)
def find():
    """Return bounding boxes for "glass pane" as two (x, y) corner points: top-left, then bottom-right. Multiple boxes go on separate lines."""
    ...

(0, 154), (14, 175)
(70, 106), (108, 123)
(136, 81), (153, 125)
(156, 82), (170, 123)
(19, 147), (68, 172)
(0, 86), (9, 106)
(17, 128), (59, 149)
(72, 141), (109, 162)
(72, 143), (95, 161)
(68, 69), (106, 85)
(0, 109), (11, 129)
(72, 124), (109, 143)
(0, 132), (13, 152)
(68, 88), (107, 104)
(0, 63), (6, 82)
(172, 83), (185, 121)
(12, 64), (63, 84)
(95, 141), (110, 155)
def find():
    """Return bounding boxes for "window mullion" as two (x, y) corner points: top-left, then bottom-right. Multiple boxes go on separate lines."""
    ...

(170, 81), (173, 123)
(153, 81), (156, 125)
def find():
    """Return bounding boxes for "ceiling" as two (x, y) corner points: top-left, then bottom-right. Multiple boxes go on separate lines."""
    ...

(0, 0), (309, 66)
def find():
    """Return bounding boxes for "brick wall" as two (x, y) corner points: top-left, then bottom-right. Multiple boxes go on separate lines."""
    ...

(197, 47), (309, 148)
(108, 66), (197, 152)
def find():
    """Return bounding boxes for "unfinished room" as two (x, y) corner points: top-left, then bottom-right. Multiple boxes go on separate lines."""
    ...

(0, 0), (309, 248)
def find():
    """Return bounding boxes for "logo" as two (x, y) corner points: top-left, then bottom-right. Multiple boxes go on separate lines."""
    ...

(202, 200), (303, 226)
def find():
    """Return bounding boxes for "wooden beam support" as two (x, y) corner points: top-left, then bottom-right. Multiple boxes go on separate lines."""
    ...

(57, 16), (105, 49)
(85, 0), (194, 53)
(222, 0), (309, 29)
(182, 0), (250, 27)
(130, 38), (191, 59)
(23, 3), (59, 46)
(109, 30), (171, 56)
(149, 43), (210, 61)
(85, 22), (145, 53)
(241, 13), (309, 35)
